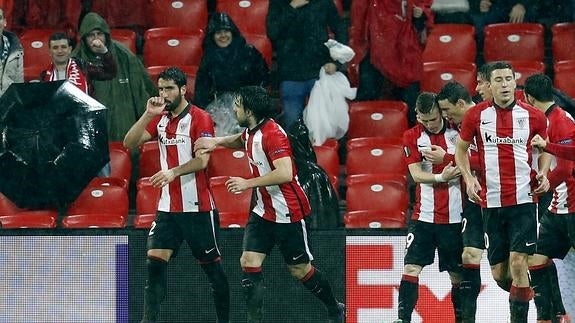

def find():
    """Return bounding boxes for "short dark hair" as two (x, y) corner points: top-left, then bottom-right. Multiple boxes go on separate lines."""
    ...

(416, 92), (438, 114)
(524, 73), (554, 102)
(477, 62), (495, 81)
(158, 67), (187, 88)
(487, 61), (515, 82)
(235, 86), (271, 120)
(437, 81), (473, 105)
(49, 32), (72, 46)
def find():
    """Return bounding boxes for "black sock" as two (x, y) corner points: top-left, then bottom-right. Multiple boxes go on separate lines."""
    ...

(201, 260), (230, 322)
(241, 267), (265, 322)
(398, 275), (419, 322)
(530, 263), (553, 320)
(460, 265), (481, 322)
(546, 260), (566, 316)
(300, 267), (339, 313)
(451, 282), (463, 323)
(143, 256), (168, 320)
(510, 286), (532, 323)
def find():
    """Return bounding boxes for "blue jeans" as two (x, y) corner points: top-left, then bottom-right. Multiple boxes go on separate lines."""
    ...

(279, 79), (317, 132)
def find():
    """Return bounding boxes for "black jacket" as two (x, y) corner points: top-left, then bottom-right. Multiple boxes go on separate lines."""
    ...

(194, 13), (269, 108)
(266, 0), (348, 82)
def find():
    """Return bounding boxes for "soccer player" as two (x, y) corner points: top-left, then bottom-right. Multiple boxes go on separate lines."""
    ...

(194, 86), (345, 323)
(393, 92), (464, 323)
(123, 67), (230, 323)
(454, 61), (550, 323)
(524, 74), (572, 323)
(437, 81), (484, 322)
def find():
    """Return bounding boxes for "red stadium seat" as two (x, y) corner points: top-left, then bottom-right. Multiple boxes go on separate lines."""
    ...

(0, 192), (22, 215)
(347, 101), (408, 139)
(138, 140), (160, 179)
(146, 65), (198, 100)
(421, 61), (477, 94)
(509, 60), (546, 87)
(0, 210), (58, 229)
(142, 28), (204, 67)
(344, 210), (407, 229)
(20, 29), (56, 78)
(346, 138), (406, 176)
(87, 176), (129, 192)
(62, 185), (129, 228)
(554, 60), (575, 99)
(134, 180), (161, 229)
(209, 176), (251, 228)
(207, 147), (252, 179)
(243, 33), (273, 68)
(313, 144), (340, 180)
(148, 0), (208, 33)
(111, 28), (138, 54)
(423, 24), (476, 63)
(345, 174), (409, 215)
(483, 23), (544, 62)
(552, 23), (575, 63)
(215, 0), (269, 36)
(109, 145), (132, 182)
(24, 65), (44, 82)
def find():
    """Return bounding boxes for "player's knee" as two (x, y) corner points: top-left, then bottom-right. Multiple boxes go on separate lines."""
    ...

(462, 247), (482, 264)
(403, 264), (422, 276)
(287, 262), (311, 280)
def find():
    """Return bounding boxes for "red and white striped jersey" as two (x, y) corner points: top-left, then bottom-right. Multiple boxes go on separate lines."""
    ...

(545, 105), (575, 214)
(242, 119), (311, 223)
(146, 104), (215, 212)
(403, 122), (463, 224)
(459, 100), (548, 208)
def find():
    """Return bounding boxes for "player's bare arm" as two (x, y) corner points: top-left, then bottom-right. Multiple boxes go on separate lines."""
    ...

(227, 156), (293, 193)
(149, 152), (210, 188)
(194, 133), (244, 154)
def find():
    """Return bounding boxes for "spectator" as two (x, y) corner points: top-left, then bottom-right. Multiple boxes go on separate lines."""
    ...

(123, 67), (230, 323)
(40, 31), (117, 97)
(195, 12), (269, 136)
(0, 7), (23, 97)
(432, 0), (472, 24)
(266, 0), (348, 133)
(393, 92), (464, 323)
(73, 12), (156, 142)
(354, 0), (433, 126)
(194, 86), (345, 323)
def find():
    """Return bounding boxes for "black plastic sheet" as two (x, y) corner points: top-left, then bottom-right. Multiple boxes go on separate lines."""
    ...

(0, 81), (109, 209)
(288, 120), (340, 229)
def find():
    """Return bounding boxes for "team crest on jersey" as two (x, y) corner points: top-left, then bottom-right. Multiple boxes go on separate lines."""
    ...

(448, 134), (458, 145)
(179, 121), (189, 132)
(516, 117), (527, 129)
(248, 157), (264, 167)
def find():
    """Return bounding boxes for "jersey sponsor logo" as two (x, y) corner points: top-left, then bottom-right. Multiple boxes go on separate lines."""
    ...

(158, 134), (187, 146)
(484, 133), (525, 145)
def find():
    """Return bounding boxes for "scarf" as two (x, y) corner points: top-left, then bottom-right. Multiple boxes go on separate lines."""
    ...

(1, 35), (10, 62)
(45, 59), (89, 94)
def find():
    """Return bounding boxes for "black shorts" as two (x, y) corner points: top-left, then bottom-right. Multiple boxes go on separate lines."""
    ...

(403, 220), (463, 272)
(536, 210), (575, 260)
(147, 210), (222, 262)
(243, 212), (314, 265)
(482, 203), (537, 266)
(462, 200), (485, 249)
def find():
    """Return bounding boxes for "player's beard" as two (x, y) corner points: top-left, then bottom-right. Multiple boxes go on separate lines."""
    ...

(164, 94), (182, 112)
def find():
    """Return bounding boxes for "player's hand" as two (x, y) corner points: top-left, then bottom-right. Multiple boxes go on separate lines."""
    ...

(146, 97), (166, 116)
(509, 4), (526, 23)
(150, 169), (176, 188)
(193, 137), (218, 155)
(534, 173), (550, 194)
(422, 145), (446, 164)
(531, 134), (547, 151)
(440, 161), (461, 181)
(465, 176), (482, 203)
(225, 176), (250, 194)
(90, 38), (108, 54)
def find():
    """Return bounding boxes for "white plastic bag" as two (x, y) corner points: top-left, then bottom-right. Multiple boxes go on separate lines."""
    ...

(303, 67), (357, 146)
(324, 39), (355, 63)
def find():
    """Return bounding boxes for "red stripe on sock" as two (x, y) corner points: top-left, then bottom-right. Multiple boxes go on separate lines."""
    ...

(148, 255), (168, 263)
(402, 274), (419, 284)
(242, 266), (262, 273)
(198, 256), (221, 265)
(510, 286), (533, 302)
(300, 266), (316, 282)
(529, 263), (548, 271)
(463, 264), (480, 270)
